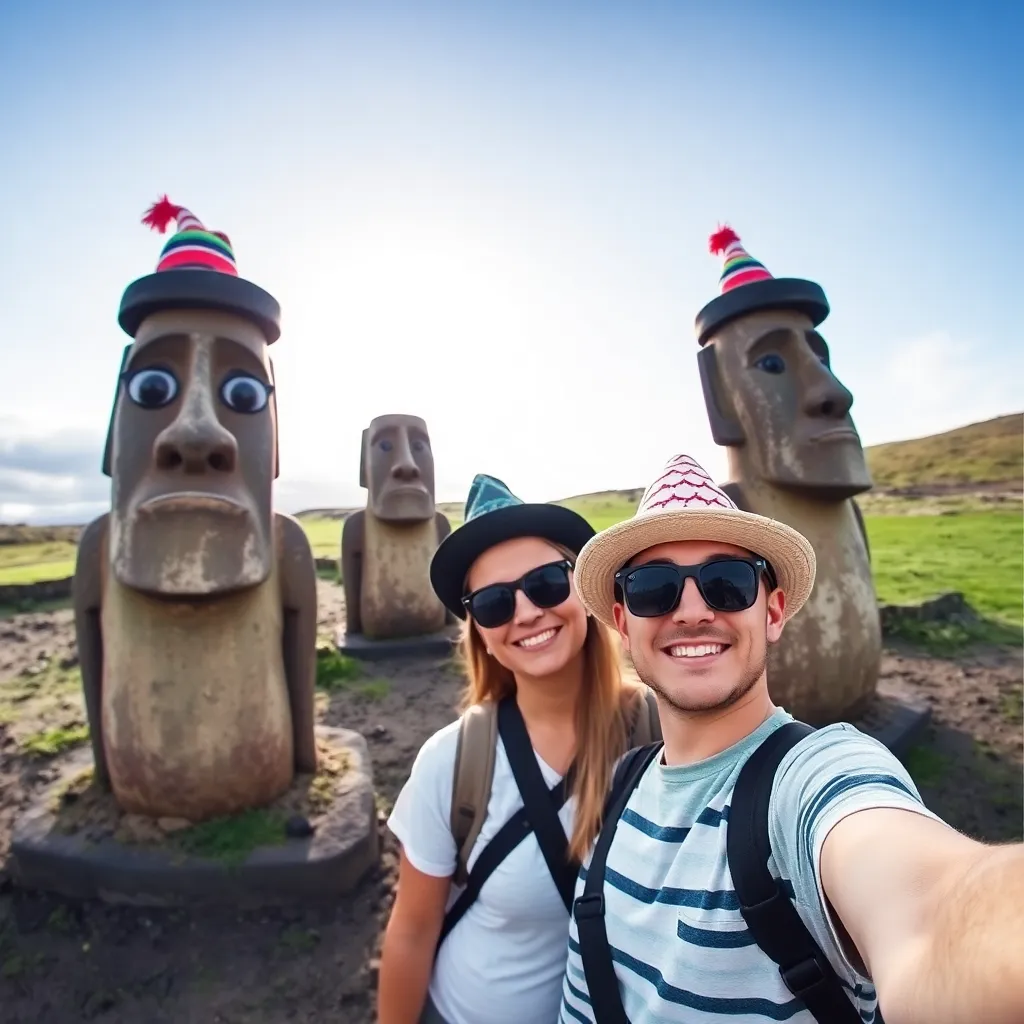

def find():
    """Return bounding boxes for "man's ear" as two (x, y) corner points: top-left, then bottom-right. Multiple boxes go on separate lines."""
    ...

(611, 602), (631, 653)
(697, 344), (745, 447)
(765, 587), (787, 644)
(101, 345), (133, 477)
(358, 428), (369, 489)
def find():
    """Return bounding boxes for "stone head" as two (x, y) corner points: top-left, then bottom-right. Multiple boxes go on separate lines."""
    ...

(103, 307), (280, 596)
(693, 227), (871, 500)
(697, 306), (872, 499)
(360, 414), (436, 522)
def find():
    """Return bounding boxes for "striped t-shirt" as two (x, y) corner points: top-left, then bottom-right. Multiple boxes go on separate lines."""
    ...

(559, 707), (944, 1023)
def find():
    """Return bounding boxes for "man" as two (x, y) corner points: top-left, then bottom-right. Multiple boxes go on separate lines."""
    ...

(558, 452), (1023, 1024)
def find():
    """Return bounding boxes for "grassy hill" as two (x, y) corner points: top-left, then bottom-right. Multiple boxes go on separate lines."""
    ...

(865, 413), (1022, 490)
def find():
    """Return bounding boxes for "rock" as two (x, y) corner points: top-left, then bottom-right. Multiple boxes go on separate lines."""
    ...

(284, 814), (315, 839)
(368, 725), (390, 740)
(879, 592), (980, 634)
(157, 817), (192, 834)
(116, 814), (165, 844)
(59, 654), (80, 670)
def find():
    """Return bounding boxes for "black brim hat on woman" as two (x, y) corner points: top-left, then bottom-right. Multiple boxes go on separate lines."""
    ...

(430, 474), (596, 620)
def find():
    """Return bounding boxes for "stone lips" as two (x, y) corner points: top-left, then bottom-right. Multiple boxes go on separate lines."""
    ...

(574, 454), (817, 627)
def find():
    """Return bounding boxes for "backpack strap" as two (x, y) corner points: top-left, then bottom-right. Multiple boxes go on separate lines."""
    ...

(497, 696), (579, 912)
(573, 741), (663, 1024)
(438, 768), (574, 952)
(629, 685), (662, 746)
(727, 721), (864, 1024)
(450, 701), (498, 888)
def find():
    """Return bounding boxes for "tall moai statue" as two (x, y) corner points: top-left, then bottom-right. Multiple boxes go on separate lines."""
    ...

(340, 415), (452, 644)
(73, 196), (319, 821)
(693, 226), (880, 723)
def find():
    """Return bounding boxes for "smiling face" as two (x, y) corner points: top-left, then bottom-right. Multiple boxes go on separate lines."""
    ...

(705, 309), (872, 498)
(362, 414), (436, 522)
(466, 536), (589, 681)
(108, 308), (277, 596)
(612, 538), (786, 714)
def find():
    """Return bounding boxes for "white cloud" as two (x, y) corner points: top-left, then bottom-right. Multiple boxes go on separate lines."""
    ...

(849, 331), (1023, 446)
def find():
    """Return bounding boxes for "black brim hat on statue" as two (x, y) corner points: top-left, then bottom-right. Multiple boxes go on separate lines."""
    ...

(430, 474), (595, 620)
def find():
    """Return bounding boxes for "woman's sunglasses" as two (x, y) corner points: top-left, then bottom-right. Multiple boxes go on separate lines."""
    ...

(614, 556), (776, 618)
(462, 559), (574, 629)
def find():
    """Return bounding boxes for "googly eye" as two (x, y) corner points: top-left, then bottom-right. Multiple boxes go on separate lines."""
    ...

(220, 374), (271, 414)
(125, 368), (179, 409)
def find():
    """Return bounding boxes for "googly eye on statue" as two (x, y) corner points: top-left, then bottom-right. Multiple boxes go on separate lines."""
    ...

(220, 373), (274, 414)
(123, 367), (179, 409)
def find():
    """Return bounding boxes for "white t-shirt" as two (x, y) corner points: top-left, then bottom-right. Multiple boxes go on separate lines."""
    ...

(387, 716), (577, 1024)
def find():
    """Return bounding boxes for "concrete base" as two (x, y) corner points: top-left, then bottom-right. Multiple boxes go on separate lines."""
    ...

(850, 687), (932, 761)
(336, 626), (459, 661)
(8, 726), (379, 908)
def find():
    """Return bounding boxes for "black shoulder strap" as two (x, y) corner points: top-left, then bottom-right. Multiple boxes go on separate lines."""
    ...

(573, 741), (663, 1024)
(498, 695), (579, 912)
(728, 721), (864, 1024)
(437, 770), (573, 952)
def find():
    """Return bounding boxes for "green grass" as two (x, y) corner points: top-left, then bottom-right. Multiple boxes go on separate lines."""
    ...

(298, 516), (342, 560)
(20, 724), (90, 757)
(866, 511), (1023, 630)
(903, 743), (949, 787)
(0, 540), (76, 585)
(866, 413), (1022, 489)
(315, 648), (363, 690)
(173, 807), (288, 866)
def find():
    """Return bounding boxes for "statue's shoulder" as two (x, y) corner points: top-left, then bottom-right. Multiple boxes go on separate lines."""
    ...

(719, 480), (748, 511)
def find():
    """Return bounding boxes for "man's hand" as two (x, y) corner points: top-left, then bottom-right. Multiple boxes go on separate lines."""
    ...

(820, 805), (1024, 1024)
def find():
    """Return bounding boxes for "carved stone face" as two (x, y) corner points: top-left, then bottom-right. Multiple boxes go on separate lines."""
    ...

(361, 414), (436, 522)
(701, 309), (872, 498)
(108, 309), (277, 596)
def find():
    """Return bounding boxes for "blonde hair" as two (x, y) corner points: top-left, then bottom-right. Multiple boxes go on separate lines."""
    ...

(458, 546), (644, 862)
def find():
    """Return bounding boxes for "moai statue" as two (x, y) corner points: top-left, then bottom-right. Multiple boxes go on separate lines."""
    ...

(341, 415), (452, 641)
(73, 196), (318, 821)
(693, 226), (880, 723)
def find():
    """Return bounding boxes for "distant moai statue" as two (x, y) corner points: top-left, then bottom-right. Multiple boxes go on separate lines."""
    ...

(340, 414), (452, 642)
(693, 226), (880, 723)
(73, 196), (319, 821)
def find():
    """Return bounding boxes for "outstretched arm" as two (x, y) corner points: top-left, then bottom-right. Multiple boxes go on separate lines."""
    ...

(277, 513), (318, 774)
(72, 515), (109, 788)
(822, 808), (1023, 1024)
(341, 510), (364, 635)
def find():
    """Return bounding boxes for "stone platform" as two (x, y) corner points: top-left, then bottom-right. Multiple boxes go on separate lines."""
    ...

(845, 680), (931, 760)
(8, 726), (378, 908)
(336, 626), (460, 661)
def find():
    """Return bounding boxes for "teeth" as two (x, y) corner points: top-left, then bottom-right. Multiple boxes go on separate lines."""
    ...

(517, 628), (557, 648)
(668, 643), (725, 659)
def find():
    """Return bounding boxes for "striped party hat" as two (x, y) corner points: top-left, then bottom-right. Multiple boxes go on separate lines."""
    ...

(708, 225), (773, 293)
(140, 195), (238, 276)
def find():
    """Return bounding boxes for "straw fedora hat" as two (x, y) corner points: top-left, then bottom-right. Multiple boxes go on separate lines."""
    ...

(575, 454), (816, 626)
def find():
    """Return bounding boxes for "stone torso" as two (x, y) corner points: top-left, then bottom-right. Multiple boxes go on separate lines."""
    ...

(360, 513), (446, 639)
(728, 479), (881, 722)
(99, 535), (294, 820)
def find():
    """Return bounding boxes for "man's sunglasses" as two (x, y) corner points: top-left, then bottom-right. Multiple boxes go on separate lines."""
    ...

(462, 559), (573, 628)
(614, 556), (776, 618)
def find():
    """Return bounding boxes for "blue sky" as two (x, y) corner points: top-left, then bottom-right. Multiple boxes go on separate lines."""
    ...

(1, 0), (1021, 523)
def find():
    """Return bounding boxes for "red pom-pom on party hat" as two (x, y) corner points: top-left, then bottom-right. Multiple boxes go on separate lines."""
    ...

(708, 224), (773, 293)
(140, 195), (237, 276)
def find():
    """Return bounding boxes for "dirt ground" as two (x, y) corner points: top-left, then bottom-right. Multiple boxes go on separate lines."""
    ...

(0, 581), (1021, 1024)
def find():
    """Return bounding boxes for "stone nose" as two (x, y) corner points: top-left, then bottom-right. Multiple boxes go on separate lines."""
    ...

(154, 415), (238, 474)
(801, 360), (854, 420)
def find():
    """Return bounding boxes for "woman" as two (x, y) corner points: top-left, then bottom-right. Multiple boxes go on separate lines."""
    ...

(377, 474), (659, 1024)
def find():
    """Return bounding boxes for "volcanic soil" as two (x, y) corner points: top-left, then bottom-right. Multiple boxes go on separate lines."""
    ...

(0, 580), (1021, 1023)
